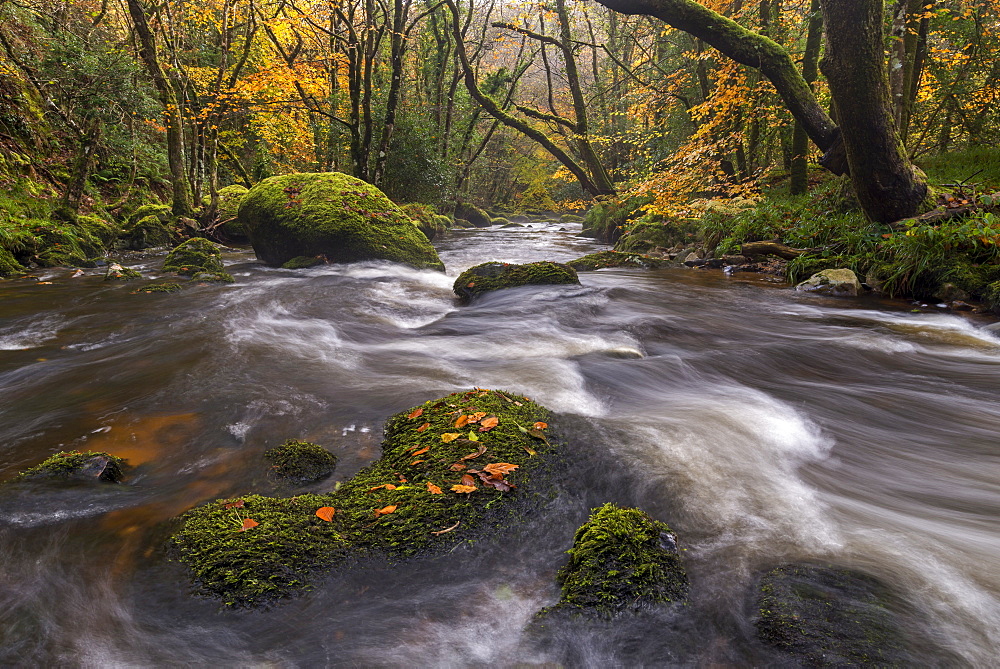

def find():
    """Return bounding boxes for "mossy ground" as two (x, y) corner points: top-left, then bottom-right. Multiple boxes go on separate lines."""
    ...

(541, 504), (687, 619)
(12, 450), (127, 483)
(170, 389), (554, 607)
(264, 440), (337, 484)
(756, 564), (912, 666)
(453, 261), (580, 299)
(238, 172), (445, 271)
(566, 251), (672, 272)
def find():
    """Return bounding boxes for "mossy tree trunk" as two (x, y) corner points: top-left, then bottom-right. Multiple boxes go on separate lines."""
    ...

(590, 0), (933, 223)
(789, 0), (823, 195)
(820, 0), (931, 222)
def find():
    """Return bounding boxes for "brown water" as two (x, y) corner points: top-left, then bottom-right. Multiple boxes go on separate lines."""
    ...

(1, 221), (998, 666)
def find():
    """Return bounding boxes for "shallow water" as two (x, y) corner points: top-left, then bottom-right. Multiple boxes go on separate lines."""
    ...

(1, 220), (998, 666)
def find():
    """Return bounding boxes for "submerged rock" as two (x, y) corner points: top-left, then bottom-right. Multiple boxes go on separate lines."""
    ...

(163, 238), (234, 282)
(795, 268), (862, 297)
(755, 563), (914, 666)
(566, 250), (671, 272)
(238, 172), (445, 271)
(12, 451), (127, 483)
(170, 389), (556, 607)
(539, 504), (687, 620)
(264, 440), (337, 484)
(453, 261), (580, 300)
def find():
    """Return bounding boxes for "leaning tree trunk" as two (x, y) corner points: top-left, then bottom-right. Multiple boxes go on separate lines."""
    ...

(820, 0), (930, 222)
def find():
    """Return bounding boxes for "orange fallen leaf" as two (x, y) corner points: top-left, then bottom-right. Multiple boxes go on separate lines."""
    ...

(410, 460), (426, 466)
(449, 462), (466, 471)
(224, 499), (245, 509)
(484, 462), (519, 477)
(454, 415), (471, 428)
(370, 484), (397, 491)
(441, 433), (461, 443)
(450, 484), (477, 494)
(241, 518), (259, 531)
(426, 482), (443, 494)
(416, 422), (430, 432)
(411, 446), (430, 456)
(316, 506), (335, 521)
(374, 505), (397, 517)
(461, 473), (477, 487)
(459, 444), (487, 461)
(478, 416), (499, 431)
(468, 412), (487, 423)
(408, 408), (424, 419)
(466, 281), (475, 288)
(533, 422), (548, 430)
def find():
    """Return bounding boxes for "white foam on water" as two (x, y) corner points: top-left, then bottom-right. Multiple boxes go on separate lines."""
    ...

(226, 302), (359, 369)
(0, 316), (65, 350)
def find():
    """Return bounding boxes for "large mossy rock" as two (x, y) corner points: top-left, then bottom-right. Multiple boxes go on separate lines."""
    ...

(0, 246), (25, 277)
(11, 450), (127, 483)
(454, 202), (491, 228)
(540, 504), (688, 620)
(163, 238), (233, 282)
(399, 202), (448, 241)
(756, 564), (913, 666)
(170, 389), (555, 607)
(795, 268), (862, 297)
(453, 261), (580, 300)
(217, 184), (250, 240)
(567, 250), (671, 272)
(238, 172), (444, 271)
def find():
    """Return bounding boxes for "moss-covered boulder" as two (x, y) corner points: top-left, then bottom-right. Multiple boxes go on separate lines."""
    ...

(264, 440), (337, 484)
(540, 504), (687, 620)
(281, 255), (326, 269)
(0, 246), (25, 277)
(119, 204), (179, 250)
(134, 282), (183, 294)
(104, 263), (141, 281)
(453, 261), (580, 300)
(12, 450), (127, 483)
(238, 172), (444, 271)
(217, 184), (250, 240)
(163, 238), (232, 282)
(756, 564), (913, 666)
(399, 202), (448, 241)
(795, 268), (862, 297)
(454, 202), (491, 228)
(567, 251), (672, 272)
(491, 217), (511, 226)
(170, 389), (555, 607)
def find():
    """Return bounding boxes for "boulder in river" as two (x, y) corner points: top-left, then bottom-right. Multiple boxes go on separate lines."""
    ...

(170, 389), (556, 607)
(163, 238), (234, 282)
(12, 450), (127, 483)
(453, 261), (580, 300)
(755, 563), (915, 666)
(538, 503), (688, 620)
(104, 263), (141, 281)
(238, 172), (445, 271)
(567, 250), (671, 272)
(795, 268), (862, 297)
(454, 202), (492, 228)
(216, 184), (250, 241)
(264, 440), (337, 484)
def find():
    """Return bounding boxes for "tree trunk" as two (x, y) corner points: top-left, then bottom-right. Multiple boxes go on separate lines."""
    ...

(820, 0), (930, 222)
(789, 0), (822, 195)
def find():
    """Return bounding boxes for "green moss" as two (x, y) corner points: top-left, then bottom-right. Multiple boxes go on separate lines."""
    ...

(238, 172), (445, 271)
(567, 251), (671, 272)
(756, 564), (912, 666)
(264, 440), (337, 484)
(171, 389), (554, 607)
(453, 261), (580, 299)
(217, 184), (250, 239)
(580, 195), (651, 243)
(134, 282), (183, 293)
(12, 450), (126, 483)
(128, 203), (171, 224)
(541, 504), (687, 619)
(104, 263), (142, 281)
(190, 271), (235, 283)
(163, 238), (226, 276)
(491, 217), (511, 226)
(454, 202), (491, 228)
(118, 213), (177, 250)
(0, 246), (25, 277)
(399, 202), (447, 241)
(281, 255), (326, 269)
(77, 215), (118, 246)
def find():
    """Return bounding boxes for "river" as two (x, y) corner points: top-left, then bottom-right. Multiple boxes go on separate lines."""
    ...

(1, 220), (998, 666)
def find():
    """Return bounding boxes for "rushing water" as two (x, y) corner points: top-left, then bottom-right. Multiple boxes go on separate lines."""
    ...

(1, 220), (999, 666)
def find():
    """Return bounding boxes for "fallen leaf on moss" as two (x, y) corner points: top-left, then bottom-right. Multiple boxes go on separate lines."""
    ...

(431, 520), (460, 535)
(454, 415), (471, 428)
(484, 462), (519, 477)
(241, 518), (259, 531)
(224, 499), (245, 509)
(370, 484), (397, 491)
(409, 460), (425, 466)
(374, 505), (397, 517)
(411, 446), (430, 457)
(416, 422), (430, 432)
(426, 482), (443, 494)
(467, 431), (479, 441)
(533, 422), (548, 430)
(468, 412), (487, 423)
(478, 416), (499, 431)
(459, 444), (487, 462)
(441, 433), (461, 443)
(316, 507), (335, 521)
(451, 484), (477, 494)
(461, 474), (477, 487)
(408, 408), (424, 419)
(449, 463), (466, 471)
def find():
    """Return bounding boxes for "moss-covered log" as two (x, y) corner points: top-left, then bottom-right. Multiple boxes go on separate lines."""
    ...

(170, 389), (557, 607)
(540, 504), (687, 620)
(453, 261), (580, 300)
